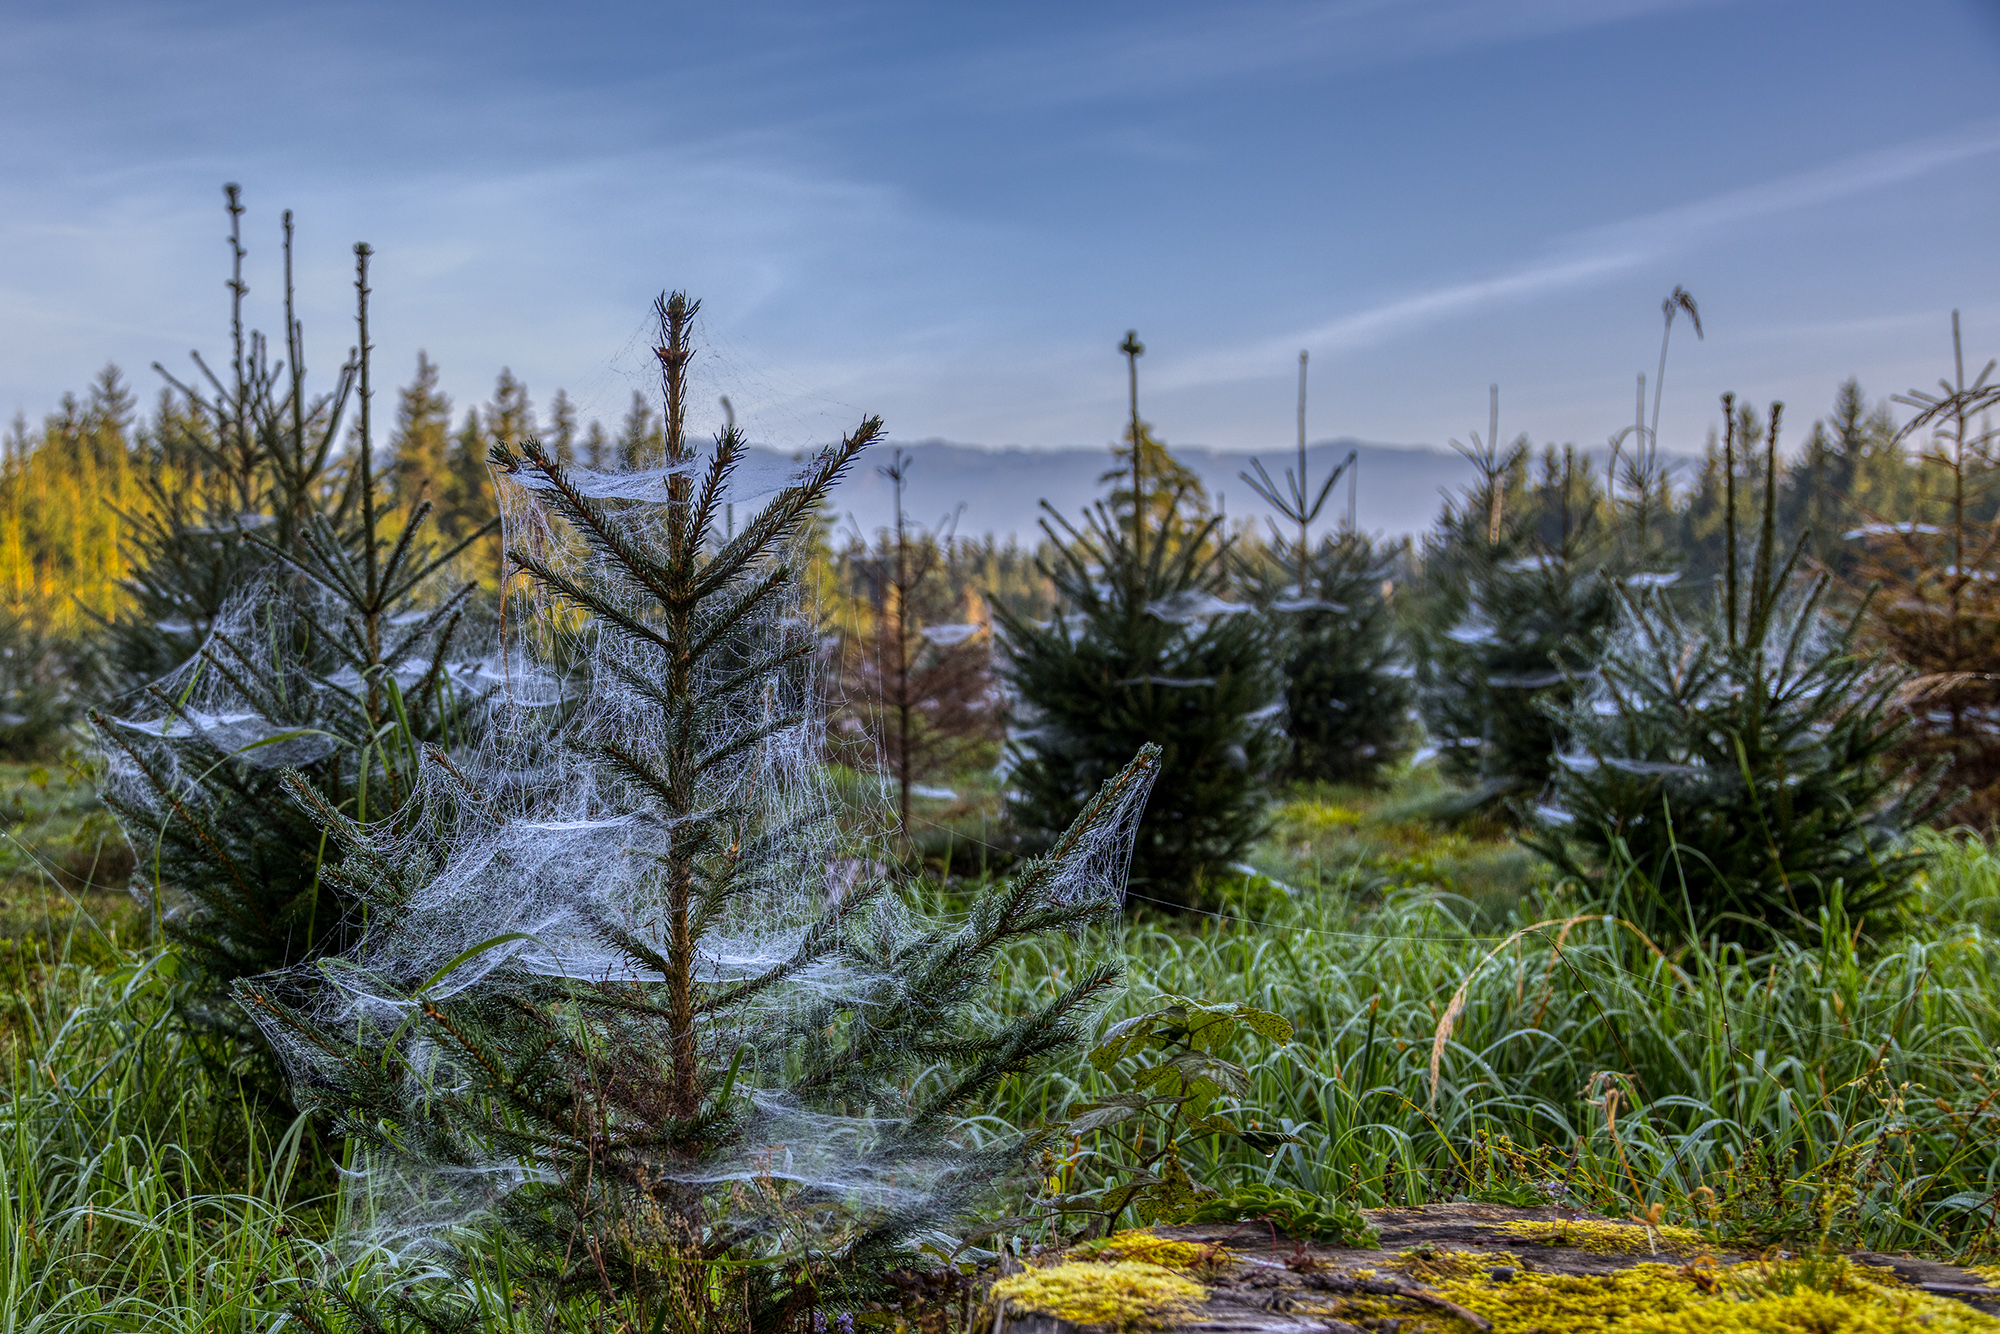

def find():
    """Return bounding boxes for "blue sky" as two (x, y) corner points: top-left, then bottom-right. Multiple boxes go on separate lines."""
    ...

(2, 0), (1997, 464)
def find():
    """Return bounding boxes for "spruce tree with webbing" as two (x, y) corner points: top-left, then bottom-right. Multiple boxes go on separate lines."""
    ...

(998, 331), (1281, 910)
(237, 294), (1160, 1331)
(1526, 397), (1939, 946)
(103, 186), (362, 688)
(94, 241), (496, 1089)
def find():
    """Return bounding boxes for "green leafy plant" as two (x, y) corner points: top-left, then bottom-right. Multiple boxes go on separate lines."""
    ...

(1047, 997), (1297, 1231)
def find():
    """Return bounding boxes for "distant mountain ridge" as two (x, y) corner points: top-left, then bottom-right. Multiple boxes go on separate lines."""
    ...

(806, 439), (1480, 544)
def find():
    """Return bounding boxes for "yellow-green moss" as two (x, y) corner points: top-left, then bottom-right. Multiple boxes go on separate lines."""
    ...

(1279, 798), (1363, 830)
(992, 1261), (1206, 1332)
(1283, 1266), (1696, 1334)
(1318, 1255), (1999, 1334)
(1392, 1247), (1523, 1284)
(1072, 1230), (1236, 1274)
(1435, 1264), (1708, 1334)
(1493, 1218), (1706, 1254)
(1623, 1286), (1996, 1334)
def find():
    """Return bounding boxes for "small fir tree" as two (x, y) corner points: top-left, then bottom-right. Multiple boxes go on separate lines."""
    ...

(1413, 395), (1617, 806)
(618, 387), (665, 466)
(1239, 351), (1411, 784)
(998, 332), (1282, 910)
(0, 603), (93, 760)
(386, 352), (454, 518)
(1247, 529), (1411, 784)
(1848, 313), (2000, 825)
(94, 243), (495, 1086)
(582, 417), (612, 470)
(1, 370), (145, 640)
(239, 293), (1159, 1330)
(105, 187), (359, 686)
(544, 387), (579, 465)
(1527, 397), (1938, 946)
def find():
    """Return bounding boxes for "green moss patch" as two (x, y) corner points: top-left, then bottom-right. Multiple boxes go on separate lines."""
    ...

(1072, 1229), (1235, 1275)
(1494, 1218), (1707, 1254)
(993, 1260), (1205, 1331)
(1306, 1256), (1999, 1334)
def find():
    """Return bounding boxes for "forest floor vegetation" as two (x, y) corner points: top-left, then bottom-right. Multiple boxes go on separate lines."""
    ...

(3, 761), (2000, 1328)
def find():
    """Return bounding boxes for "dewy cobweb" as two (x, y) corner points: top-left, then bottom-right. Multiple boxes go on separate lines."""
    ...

(234, 293), (1158, 1318)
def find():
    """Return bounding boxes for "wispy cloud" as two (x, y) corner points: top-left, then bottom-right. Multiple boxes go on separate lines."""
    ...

(953, 0), (1739, 107)
(1154, 116), (2000, 392)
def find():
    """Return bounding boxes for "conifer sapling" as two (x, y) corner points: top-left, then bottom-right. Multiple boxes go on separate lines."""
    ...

(1527, 398), (1938, 946)
(239, 293), (1160, 1328)
(95, 239), (496, 1087)
(1000, 331), (1279, 911)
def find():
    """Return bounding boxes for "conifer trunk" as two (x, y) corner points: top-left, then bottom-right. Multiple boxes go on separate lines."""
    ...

(656, 292), (703, 1122)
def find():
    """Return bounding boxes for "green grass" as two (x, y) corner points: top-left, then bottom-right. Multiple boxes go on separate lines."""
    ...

(0, 755), (139, 966)
(1237, 776), (1549, 925)
(0, 951), (329, 1330)
(5, 777), (2000, 1327)
(964, 820), (2000, 1258)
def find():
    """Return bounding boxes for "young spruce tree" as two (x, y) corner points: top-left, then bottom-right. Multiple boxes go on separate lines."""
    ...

(834, 450), (999, 841)
(94, 242), (495, 1085)
(1847, 313), (2000, 826)
(1413, 392), (1617, 807)
(1526, 398), (1937, 946)
(240, 294), (1160, 1330)
(998, 332), (1281, 911)
(1239, 352), (1410, 784)
(105, 186), (360, 687)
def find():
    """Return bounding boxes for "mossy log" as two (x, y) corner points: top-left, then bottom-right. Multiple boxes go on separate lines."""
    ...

(995, 1204), (2000, 1334)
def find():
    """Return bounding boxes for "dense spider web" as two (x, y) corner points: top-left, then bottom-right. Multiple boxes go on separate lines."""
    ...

(225, 438), (1155, 1269)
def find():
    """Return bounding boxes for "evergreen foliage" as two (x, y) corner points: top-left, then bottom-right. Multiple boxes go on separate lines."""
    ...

(617, 387), (665, 467)
(105, 188), (361, 688)
(1413, 404), (1617, 806)
(1236, 360), (1411, 785)
(1526, 398), (1937, 946)
(240, 294), (1160, 1330)
(582, 417), (613, 469)
(386, 352), (454, 520)
(545, 387), (578, 465)
(1847, 314), (2000, 827)
(1781, 379), (1904, 573)
(1099, 421), (1213, 551)
(1000, 334), (1281, 910)
(0, 208), (629, 668)
(0, 603), (95, 759)
(1246, 528), (1412, 784)
(93, 243), (495, 1085)
(0, 370), (146, 637)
